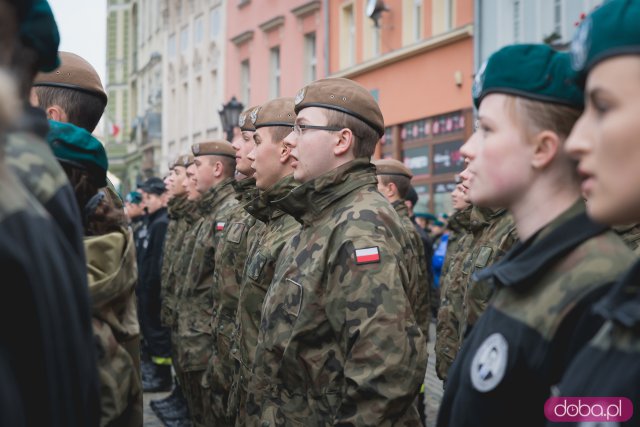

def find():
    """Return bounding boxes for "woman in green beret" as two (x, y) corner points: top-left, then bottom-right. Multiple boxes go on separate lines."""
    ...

(436, 44), (635, 427)
(546, 1), (640, 424)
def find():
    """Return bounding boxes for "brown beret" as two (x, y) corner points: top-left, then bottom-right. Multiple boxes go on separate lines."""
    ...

(33, 51), (107, 102)
(179, 154), (195, 167)
(252, 97), (295, 128)
(239, 106), (258, 132)
(294, 77), (384, 137)
(373, 158), (413, 179)
(191, 140), (235, 158)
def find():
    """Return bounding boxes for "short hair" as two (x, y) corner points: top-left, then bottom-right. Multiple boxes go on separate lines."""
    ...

(324, 109), (381, 158)
(506, 96), (582, 141)
(207, 154), (236, 178)
(269, 125), (292, 144)
(34, 85), (107, 132)
(379, 174), (411, 199)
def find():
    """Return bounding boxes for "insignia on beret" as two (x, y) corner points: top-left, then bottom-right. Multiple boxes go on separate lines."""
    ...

(472, 61), (488, 101)
(570, 16), (592, 72)
(193, 144), (200, 155)
(239, 113), (246, 127)
(295, 87), (305, 105)
(250, 107), (260, 125)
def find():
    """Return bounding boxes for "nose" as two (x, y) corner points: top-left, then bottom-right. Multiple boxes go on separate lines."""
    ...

(564, 114), (592, 161)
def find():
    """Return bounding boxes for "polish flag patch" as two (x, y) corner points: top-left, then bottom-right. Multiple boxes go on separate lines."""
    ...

(216, 222), (226, 231)
(355, 247), (381, 265)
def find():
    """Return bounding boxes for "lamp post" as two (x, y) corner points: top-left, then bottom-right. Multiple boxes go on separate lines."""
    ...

(218, 96), (244, 142)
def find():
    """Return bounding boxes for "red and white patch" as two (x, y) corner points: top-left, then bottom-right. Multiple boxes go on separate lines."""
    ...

(355, 247), (380, 265)
(216, 222), (225, 231)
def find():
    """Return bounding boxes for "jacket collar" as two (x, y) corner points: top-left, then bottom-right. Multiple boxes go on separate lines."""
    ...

(593, 259), (640, 328)
(232, 176), (259, 204)
(448, 205), (473, 233)
(197, 177), (235, 214)
(167, 193), (188, 219)
(245, 175), (298, 223)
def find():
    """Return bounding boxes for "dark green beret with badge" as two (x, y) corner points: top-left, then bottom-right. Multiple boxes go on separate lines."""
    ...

(473, 44), (584, 110)
(294, 77), (385, 137)
(18, 0), (61, 72)
(570, 0), (640, 78)
(47, 120), (108, 187)
(253, 98), (296, 128)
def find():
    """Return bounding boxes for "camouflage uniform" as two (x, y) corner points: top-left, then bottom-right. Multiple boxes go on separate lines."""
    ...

(437, 201), (636, 427)
(613, 223), (640, 255)
(202, 177), (262, 426)
(175, 178), (237, 426)
(227, 175), (299, 426)
(246, 160), (427, 426)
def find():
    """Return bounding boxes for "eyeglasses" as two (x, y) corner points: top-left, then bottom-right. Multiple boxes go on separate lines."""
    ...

(292, 123), (344, 136)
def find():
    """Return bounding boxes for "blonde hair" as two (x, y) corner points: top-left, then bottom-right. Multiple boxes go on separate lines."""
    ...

(505, 96), (582, 142)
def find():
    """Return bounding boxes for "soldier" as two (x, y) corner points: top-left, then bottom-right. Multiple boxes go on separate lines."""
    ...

(47, 120), (142, 427)
(202, 106), (263, 426)
(246, 78), (427, 425)
(546, 1), (640, 421)
(436, 44), (635, 427)
(226, 99), (300, 425)
(175, 140), (237, 426)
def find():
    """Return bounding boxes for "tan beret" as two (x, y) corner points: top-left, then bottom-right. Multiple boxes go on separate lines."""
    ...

(294, 77), (384, 137)
(252, 97), (295, 128)
(33, 52), (107, 102)
(239, 106), (258, 132)
(373, 158), (413, 179)
(179, 154), (195, 167)
(191, 140), (235, 158)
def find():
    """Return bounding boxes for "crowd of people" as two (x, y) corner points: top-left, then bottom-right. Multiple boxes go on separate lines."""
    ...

(1, 0), (639, 426)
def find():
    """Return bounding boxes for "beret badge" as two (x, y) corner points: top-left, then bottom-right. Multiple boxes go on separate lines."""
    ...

(295, 88), (305, 105)
(239, 113), (246, 127)
(570, 16), (592, 72)
(193, 144), (200, 155)
(250, 107), (259, 124)
(472, 61), (487, 100)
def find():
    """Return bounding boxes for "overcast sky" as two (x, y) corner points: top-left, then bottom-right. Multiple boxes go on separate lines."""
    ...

(48, 0), (107, 86)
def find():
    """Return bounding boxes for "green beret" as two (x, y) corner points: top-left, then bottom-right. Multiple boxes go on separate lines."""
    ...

(125, 191), (142, 205)
(47, 120), (108, 187)
(239, 106), (257, 132)
(294, 77), (385, 137)
(473, 44), (584, 110)
(253, 98), (295, 128)
(19, 0), (61, 72)
(415, 212), (437, 221)
(570, 0), (640, 78)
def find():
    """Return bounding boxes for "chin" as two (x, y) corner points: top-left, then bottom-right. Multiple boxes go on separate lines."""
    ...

(587, 199), (640, 226)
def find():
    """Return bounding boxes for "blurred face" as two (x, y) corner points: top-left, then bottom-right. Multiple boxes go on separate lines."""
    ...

(125, 201), (144, 218)
(451, 183), (470, 211)
(194, 156), (216, 193)
(457, 167), (472, 204)
(164, 171), (175, 197)
(461, 94), (534, 208)
(283, 107), (338, 183)
(143, 192), (164, 214)
(565, 56), (640, 224)
(231, 129), (255, 176)
(249, 127), (291, 190)
(183, 164), (199, 200)
(173, 166), (187, 195)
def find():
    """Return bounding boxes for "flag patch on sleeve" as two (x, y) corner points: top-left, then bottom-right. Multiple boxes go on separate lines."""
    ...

(216, 222), (225, 231)
(355, 247), (381, 265)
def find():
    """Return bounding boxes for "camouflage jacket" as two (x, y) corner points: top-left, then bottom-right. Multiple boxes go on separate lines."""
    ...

(613, 223), (640, 255)
(435, 206), (473, 380)
(160, 194), (189, 327)
(246, 159), (427, 427)
(393, 200), (431, 338)
(85, 227), (142, 427)
(438, 201), (635, 427)
(176, 178), (237, 372)
(227, 175), (300, 425)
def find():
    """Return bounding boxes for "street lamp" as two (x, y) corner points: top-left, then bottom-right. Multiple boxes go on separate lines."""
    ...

(218, 96), (244, 142)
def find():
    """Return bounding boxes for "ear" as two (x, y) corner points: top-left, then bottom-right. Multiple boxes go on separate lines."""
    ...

(333, 128), (354, 156)
(531, 130), (560, 169)
(213, 160), (223, 177)
(279, 142), (291, 164)
(46, 105), (67, 122)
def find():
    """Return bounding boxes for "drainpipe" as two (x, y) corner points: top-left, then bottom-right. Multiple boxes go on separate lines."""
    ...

(474, 0), (481, 71)
(323, 0), (329, 77)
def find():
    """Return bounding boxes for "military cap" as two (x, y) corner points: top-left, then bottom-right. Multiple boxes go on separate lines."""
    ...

(125, 191), (142, 205)
(570, 0), (640, 78)
(294, 77), (385, 137)
(373, 158), (413, 179)
(252, 98), (296, 129)
(47, 120), (108, 187)
(177, 153), (194, 167)
(239, 106), (257, 132)
(415, 212), (438, 221)
(33, 52), (108, 102)
(473, 44), (584, 110)
(191, 140), (235, 158)
(18, 0), (60, 72)
(141, 177), (166, 195)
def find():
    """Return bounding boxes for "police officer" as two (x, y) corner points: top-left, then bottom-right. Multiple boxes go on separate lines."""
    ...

(436, 44), (635, 427)
(246, 78), (428, 425)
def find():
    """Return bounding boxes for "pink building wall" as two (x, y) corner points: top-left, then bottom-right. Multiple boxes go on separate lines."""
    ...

(225, 0), (326, 106)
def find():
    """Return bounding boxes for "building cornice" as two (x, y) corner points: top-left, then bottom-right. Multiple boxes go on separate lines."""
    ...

(331, 24), (473, 79)
(291, 0), (320, 18)
(259, 15), (285, 33)
(231, 30), (254, 46)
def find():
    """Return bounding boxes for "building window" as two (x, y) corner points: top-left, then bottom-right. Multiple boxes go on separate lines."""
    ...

(168, 33), (176, 58)
(414, 0), (422, 41)
(553, 0), (562, 37)
(241, 60), (250, 105)
(194, 14), (203, 44)
(373, 26), (381, 56)
(513, 1), (522, 42)
(210, 6), (220, 39)
(269, 47), (281, 98)
(180, 25), (189, 53)
(340, 4), (356, 68)
(444, 0), (453, 30)
(304, 32), (317, 83)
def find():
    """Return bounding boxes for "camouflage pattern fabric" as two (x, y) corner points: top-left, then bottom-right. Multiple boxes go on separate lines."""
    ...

(85, 227), (142, 427)
(227, 175), (300, 426)
(202, 177), (262, 426)
(613, 223), (640, 255)
(245, 159), (427, 426)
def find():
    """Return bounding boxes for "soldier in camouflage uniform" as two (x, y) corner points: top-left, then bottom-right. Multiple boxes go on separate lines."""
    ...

(437, 44), (636, 427)
(174, 140), (238, 426)
(546, 2), (640, 423)
(202, 106), (263, 426)
(246, 78), (427, 426)
(225, 98), (300, 426)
